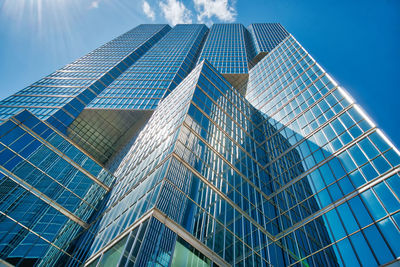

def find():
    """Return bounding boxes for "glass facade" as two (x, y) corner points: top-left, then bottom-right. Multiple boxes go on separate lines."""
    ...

(247, 23), (289, 66)
(0, 23), (399, 267)
(0, 110), (113, 266)
(197, 24), (254, 94)
(198, 24), (251, 75)
(0, 24), (170, 129)
(246, 34), (400, 266)
(88, 24), (208, 110)
(67, 24), (208, 164)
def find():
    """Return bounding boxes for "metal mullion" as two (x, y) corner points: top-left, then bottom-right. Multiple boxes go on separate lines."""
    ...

(0, 167), (88, 228)
(247, 37), (298, 99)
(181, 121), (271, 208)
(287, 210), (400, 266)
(270, 171), (346, 226)
(259, 77), (341, 151)
(101, 154), (173, 219)
(268, 126), (377, 202)
(200, 61), (260, 126)
(0, 210), (73, 257)
(265, 71), (327, 120)
(261, 101), (354, 173)
(11, 117), (111, 191)
(0, 141), (97, 211)
(250, 48), (309, 107)
(275, 166), (400, 241)
(159, 177), (260, 266)
(152, 206), (231, 267)
(194, 82), (264, 148)
(84, 209), (154, 266)
(172, 151), (276, 243)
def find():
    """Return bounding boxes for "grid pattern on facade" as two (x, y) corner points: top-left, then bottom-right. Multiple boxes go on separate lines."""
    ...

(0, 23), (399, 267)
(0, 110), (114, 266)
(87, 24), (208, 110)
(0, 24), (170, 130)
(247, 23), (289, 66)
(72, 61), (337, 266)
(63, 25), (208, 164)
(248, 23), (289, 55)
(198, 24), (250, 74)
(63, 61), (205, 266)
(246, 34), (400, 266)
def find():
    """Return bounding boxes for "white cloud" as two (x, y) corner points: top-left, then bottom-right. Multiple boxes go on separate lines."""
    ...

(142, 1), (156, 20)
(159, 0), (192, 25)
(193, 0), (236, 24)
(89, 0), (99, 9)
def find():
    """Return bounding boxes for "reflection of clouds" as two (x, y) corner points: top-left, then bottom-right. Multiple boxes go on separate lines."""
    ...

(159, 0), (192, 25)
(90, 0), (100, 9)
(245, 33), (400, 266)
(142, 0), (155, 20)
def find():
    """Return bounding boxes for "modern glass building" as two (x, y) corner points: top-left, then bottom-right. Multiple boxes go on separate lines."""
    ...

(0, 23), (399, 267)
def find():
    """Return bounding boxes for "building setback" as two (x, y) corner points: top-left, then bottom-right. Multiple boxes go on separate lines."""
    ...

(0, 23), (399, 267)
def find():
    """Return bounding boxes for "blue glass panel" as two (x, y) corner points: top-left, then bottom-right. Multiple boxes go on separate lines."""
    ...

(348, 196), (373, 227)
(336, 238), (360, 267)
(363, 225), (394, 264)
(336, 203), (358, 234)
(377, 218), (400, 257)
(374, 182), (400, 213)
(324, 209), (346, 241)
(360, 190), (386, 220)
(349, 231), (377, 266)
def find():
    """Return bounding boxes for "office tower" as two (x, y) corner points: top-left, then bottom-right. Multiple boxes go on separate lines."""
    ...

(0, 23), (399, 267)
(68, 24), (208, 163)
(197, 23), (252, 94)
(0, 24), (171, 267)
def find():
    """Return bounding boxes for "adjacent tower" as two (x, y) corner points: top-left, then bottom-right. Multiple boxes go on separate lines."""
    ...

(0, 23), (399, 267)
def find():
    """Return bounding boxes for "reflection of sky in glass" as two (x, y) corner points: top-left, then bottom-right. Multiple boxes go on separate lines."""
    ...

(0, 20), (399, 267)
(247, 34), (400, 266)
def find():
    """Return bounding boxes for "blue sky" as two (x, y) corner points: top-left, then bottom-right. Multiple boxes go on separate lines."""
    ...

(0, 0), (399, 146)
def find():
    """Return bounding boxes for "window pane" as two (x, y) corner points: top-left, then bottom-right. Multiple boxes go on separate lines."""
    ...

(363, 225), (393, 265)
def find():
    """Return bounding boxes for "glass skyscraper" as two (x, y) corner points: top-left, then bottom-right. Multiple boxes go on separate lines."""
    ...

(0, 23), (399, 267)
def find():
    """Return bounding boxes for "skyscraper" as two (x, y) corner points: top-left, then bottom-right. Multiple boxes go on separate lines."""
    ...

(0, 23), (399, 267)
